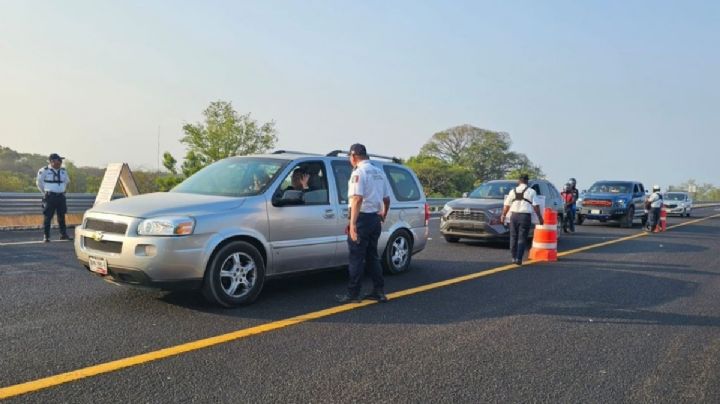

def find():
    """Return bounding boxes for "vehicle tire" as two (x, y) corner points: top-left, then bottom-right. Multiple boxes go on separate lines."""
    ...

(576, 214), (585, 225)
(383, 230), (413, 274)
(443, 236), (460, 243)
(686, 209), (691, 217)
(202, 241), (265, 307)
(620, 207), (634, 228)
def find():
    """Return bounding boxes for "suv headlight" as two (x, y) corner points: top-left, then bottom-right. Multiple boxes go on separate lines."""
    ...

(137, 216), (195, 236)
(615, 199), (626, 207)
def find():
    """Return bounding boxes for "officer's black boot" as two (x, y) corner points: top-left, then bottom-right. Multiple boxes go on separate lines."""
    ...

(335, 294), (362, 303)
(363, 289), (388, 303)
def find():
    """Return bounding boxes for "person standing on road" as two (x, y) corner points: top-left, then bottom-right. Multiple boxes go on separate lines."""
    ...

(561, 182), (576, 233)
(336, 144), (391, 304)
(36, 153), (72, 242)
(645, 185), (664, 232)
(500, 174), (544, 265)
(568, 177), (579, 230)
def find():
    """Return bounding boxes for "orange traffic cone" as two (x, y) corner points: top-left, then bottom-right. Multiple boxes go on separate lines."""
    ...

(655, 208), (667, 232)
(529, 208), (558, 262)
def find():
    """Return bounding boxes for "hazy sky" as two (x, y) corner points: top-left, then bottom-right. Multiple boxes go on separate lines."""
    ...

(1, 0), (718, 190)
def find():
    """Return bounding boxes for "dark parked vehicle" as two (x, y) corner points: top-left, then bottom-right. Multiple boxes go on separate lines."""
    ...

(439, 179), (564, 243)
(576, 180), (648, 228)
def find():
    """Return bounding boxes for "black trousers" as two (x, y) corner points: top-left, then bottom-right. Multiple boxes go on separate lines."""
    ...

(648, 207), (661, 231)
(347, 212), (384, 297)
(43, 193), (68, 237)
(509, 213), (532, 261)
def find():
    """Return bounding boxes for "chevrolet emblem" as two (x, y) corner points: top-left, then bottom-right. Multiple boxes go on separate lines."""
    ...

(91, 231), (104, 242)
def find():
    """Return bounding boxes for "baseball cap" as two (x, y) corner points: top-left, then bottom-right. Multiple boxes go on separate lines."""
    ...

(519, 173), (530, 182)
(349, 143), (367, 157)
(48, 153), (64, 161)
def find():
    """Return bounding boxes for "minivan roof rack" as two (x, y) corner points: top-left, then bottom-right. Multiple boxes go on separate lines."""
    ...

(326, 150), (402, 164)
(271, 150), (322, 156)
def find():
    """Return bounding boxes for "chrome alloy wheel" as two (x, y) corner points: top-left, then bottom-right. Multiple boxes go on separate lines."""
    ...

(219, 252), (256, 298)
(391, 235), (409, 269)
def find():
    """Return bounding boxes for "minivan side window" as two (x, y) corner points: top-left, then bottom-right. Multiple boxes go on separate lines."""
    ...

(273, 161), (329, 206)
(383, 166), (421, 202)
(331, 160), (353, 204)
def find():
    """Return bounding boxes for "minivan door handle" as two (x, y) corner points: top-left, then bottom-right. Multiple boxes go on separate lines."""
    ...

(341, 208), (349, 218)
(323, 209), (336, 219)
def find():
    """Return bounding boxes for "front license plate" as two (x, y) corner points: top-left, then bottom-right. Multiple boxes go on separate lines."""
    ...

(89, 256), (108, 275)
(591, 209), (601, 215)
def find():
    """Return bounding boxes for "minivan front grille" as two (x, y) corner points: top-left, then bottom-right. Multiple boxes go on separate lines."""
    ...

(449, 210), (487, 222)
(83, 237), (123, 254)
(85, 218), (128, 235)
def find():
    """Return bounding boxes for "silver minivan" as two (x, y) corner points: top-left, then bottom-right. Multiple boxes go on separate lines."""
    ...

(74, 151), (429, 307)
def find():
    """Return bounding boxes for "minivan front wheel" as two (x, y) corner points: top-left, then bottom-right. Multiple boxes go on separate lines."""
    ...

(383, 230), (412, 274)
(202, 241), (265, 307)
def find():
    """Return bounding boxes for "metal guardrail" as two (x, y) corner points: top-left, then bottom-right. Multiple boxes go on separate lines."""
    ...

(0, 193), (97, 215)
(0, 193), (717, 216)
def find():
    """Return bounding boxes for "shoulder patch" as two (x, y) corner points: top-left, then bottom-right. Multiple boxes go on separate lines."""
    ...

(351, 174), (360, 183)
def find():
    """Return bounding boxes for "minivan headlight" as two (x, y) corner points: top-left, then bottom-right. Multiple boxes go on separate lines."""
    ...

(137, 216), (195, 236)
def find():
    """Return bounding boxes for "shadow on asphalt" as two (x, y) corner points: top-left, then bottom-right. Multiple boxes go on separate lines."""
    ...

(158, 255), (720, 330)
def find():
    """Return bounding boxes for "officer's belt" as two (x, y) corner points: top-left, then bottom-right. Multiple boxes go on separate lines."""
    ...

(43, 180), (64, 184)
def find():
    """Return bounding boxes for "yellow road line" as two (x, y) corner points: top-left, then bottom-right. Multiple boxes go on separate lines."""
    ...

(1, 213), (719, 400)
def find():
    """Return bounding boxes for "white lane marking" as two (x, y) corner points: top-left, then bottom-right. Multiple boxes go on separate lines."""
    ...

(0, 240), (70, 246)
(429, 217), (441, 221)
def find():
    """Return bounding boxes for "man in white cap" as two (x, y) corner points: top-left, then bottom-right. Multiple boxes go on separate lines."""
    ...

(645, 185), (664, 232)
(36, 153), (72, 242)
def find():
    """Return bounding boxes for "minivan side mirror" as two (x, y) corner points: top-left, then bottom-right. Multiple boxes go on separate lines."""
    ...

(273, 190), (304, 207)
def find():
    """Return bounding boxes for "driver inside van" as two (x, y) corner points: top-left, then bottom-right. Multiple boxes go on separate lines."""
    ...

(287, 168), (310, 192)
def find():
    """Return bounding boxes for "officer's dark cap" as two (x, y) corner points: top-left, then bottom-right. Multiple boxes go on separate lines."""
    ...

(48, 153), (64, 161)
(349, 143), (367, 157)
(519, 174), (530, 182)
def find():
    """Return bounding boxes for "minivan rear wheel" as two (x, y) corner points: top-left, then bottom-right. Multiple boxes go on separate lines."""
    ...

(202, 241), (265, 307)
(383, 230), (412, 274)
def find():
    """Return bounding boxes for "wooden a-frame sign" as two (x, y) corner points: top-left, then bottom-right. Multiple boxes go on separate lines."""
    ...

(94, 163), (140, 206)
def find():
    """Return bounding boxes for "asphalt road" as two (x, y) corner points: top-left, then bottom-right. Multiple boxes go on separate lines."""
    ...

(1, 207), (720, 403)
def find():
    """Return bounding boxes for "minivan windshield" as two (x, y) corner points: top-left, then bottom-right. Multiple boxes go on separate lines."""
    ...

(172, 157), (286, 197)
(587, 182), (631, 194)
(664, 193), (686, 201)
(469, 181), (515, 199)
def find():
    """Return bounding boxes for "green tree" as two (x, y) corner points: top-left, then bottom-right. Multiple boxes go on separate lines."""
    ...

(419, 124), (544, 183)
(405, 155), (475, 197)
(162, 152), (178, 175)
(180, 100), (277, 164)
(0, 170), (33, 192)
(180, 150), (208, 178)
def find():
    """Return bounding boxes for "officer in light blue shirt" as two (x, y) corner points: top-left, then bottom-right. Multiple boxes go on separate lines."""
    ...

(36, 153), (72, 242)
(336, 144), (391, 303)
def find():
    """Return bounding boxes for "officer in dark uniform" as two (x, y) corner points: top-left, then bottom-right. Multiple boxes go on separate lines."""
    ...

(36, 153), (72, 242)
(336, 144), (391, 303)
